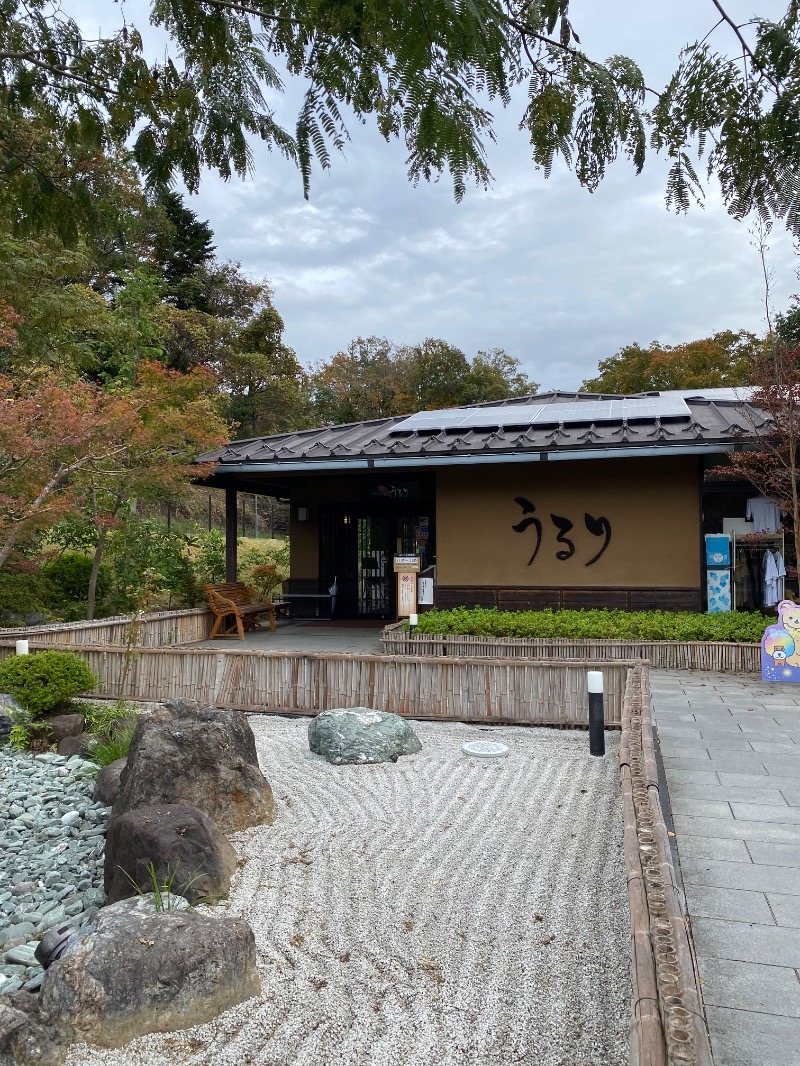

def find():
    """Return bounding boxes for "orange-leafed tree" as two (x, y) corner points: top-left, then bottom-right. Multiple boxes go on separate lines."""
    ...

(0, 363), (228, 616)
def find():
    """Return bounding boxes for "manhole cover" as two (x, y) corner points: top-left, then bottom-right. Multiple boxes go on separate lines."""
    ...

(462, 740), (509, 758)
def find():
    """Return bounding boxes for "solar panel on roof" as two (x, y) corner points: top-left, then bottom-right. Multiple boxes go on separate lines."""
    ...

(390, 396), (691, 435)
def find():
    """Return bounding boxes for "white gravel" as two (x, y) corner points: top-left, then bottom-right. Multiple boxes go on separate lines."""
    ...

(66, 717), (631, 1066)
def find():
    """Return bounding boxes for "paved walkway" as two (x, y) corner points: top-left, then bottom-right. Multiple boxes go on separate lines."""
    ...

(650, 670), (800, 1066)
(189, 620), (385, 655)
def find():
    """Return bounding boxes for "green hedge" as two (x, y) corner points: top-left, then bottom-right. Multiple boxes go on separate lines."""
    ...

(409, 607), (768, 643)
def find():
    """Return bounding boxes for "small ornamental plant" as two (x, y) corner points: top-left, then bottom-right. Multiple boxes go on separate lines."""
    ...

(0, 650), (97, 717)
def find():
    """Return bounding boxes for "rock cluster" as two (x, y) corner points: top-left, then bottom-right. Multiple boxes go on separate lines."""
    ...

(0, 699), (273, 1063)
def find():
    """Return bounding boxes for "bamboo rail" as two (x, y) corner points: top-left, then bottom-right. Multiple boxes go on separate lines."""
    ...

(0, 642), (636, 726)
(0, 608), (212, 648)
(382, 624), (759, 673)
(620, 664), (713, 1066)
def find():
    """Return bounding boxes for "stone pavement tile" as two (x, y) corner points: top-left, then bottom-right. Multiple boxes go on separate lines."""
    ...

(684, 884), (774, 924)
(718, 772), (800, 790)
(731, 803), (800, 824)
(673, 815), (800, 845)
(697, 736), (756, 752)
(747, 841), (800, 868)
(785, 732), (800, 743)
(736, 719), (788, 733)
(677, 836), (751, 862)
(663, 755), (716, 770)
(669, 799), (733, 820)
(665, 783), (787, 805)
(750, 740), (800, 753)
(761, 754), (800, 775)
(664, 769), (720, 787)
(705, 1005), (800, 1066)
(651, 711), (697, 723)
(705, 752), (773, 772)
(697, 955), (800, 1016)
(691, 916), (800, 966)
(767, 893), (800, 928)
(682, 855), (800, 895)
(781, 787), (800, 806)
(656, 725), (705, 739)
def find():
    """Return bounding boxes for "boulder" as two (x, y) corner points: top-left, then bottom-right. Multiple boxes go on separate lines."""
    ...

(0, 991), (69, 1066)
(309, 707), (422, 765)
(112, 700), (274, 832)
(39, 894), (260, 1049)
(44, 713), (85, 743)
(104, 803), (237, 904)
(92, 758), (127, 805)
(56, 733), (92, 757)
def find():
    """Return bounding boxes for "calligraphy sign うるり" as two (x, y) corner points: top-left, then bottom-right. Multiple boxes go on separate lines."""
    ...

(512, 497), (612, 567)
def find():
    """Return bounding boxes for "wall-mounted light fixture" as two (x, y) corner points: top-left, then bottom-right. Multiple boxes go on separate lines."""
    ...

(297, 507), (310, 522)
(343, 515), (351, 525)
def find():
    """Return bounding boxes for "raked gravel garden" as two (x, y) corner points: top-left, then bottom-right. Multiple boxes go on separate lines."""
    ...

(9, 714), (637, 1066)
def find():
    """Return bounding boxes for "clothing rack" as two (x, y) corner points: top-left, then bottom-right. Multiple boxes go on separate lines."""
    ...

(732, 531), (785, 610)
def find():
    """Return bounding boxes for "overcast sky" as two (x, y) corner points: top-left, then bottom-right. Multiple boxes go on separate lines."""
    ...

(91, 1), (796, 391)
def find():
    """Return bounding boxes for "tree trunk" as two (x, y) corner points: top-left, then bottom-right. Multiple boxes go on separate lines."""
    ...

(86, 525), (109, 621)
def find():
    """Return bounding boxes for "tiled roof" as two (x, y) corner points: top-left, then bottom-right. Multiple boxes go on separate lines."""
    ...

(197, 389), (768, 470)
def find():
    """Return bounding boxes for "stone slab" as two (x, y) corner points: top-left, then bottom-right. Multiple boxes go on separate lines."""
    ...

(669, 799), (733, 820)
(718, 772), (800, 790)
(749, 740), (800, 753)
(767, 893), (800, 929)
(663, 783), (787, 806)
(681, 856), (800, 894)
(746, 841), (800, 868)
(697, 955), (800, 1016)
(730, 803), (800, 824)
(676, 836), (751, 863)
(705, 1005), (800, 1066)
(683, 885), (775, 925)
(692, 916), (800, 967)
(673, 815), (800, 845)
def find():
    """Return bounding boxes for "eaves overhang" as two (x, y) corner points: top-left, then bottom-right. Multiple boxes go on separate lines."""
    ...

(202, 440), (736, 478)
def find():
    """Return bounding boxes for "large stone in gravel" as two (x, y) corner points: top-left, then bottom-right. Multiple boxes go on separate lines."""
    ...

(39, 894), (260, 1049)
(44, 714), (85, 743)
(112, 700), (274, 832)
(309, 707), (422, 765)
(92, 757), (127, 805)
(104, 803), (237, 904)
(0, 990), (69, 1066)
(56, 733), (92, 757)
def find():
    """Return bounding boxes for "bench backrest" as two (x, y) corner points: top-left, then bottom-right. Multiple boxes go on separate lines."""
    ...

(204, 583), (256, 610)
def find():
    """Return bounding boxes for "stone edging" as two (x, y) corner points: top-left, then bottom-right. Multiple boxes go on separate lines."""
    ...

(620, 664), (713, 1066)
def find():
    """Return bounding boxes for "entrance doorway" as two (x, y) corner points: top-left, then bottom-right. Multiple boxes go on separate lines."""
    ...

(320, 509), (434, 619)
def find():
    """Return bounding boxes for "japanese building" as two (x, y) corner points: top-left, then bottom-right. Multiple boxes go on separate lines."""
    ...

(197, 389), (779, 618)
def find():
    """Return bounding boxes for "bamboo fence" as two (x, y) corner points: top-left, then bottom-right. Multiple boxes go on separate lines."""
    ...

(0, 641), (635, 726)
(382, 623), (760, 673)
(0, 608), (212, 648)
(620, 664), (713, 1066)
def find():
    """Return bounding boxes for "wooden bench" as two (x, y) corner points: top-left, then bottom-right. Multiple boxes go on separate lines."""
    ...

(204, 583), (284, 640)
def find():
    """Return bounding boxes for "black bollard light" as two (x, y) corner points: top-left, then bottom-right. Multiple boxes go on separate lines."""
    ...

(588, 670), (605, 757)
(409, 612), (418, 635)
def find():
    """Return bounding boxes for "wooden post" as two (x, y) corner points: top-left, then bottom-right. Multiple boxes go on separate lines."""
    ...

(225, 487), (238, 581)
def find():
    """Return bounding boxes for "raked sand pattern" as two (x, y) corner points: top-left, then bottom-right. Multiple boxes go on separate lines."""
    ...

(67, 717), (631, 1066)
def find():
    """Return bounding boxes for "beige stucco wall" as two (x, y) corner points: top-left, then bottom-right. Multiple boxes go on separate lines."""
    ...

(436, 457), (701, 588)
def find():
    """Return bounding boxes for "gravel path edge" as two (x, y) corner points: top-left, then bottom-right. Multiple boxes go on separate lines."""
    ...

(620, 664), (714, 1066)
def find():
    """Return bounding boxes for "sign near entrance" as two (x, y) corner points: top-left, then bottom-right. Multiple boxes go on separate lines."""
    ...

(393, 554), (421, 573)
(397, 572), (418, 617)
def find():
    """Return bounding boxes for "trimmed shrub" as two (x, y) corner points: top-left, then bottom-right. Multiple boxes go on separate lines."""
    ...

(0, 650), (97, 717)
(409, 607), (768, 644)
